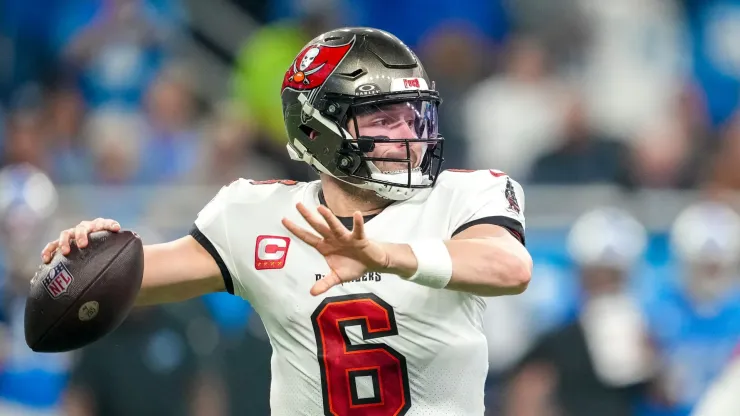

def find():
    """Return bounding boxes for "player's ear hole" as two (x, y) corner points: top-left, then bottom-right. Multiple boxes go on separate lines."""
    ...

(301, 125), (317, 139)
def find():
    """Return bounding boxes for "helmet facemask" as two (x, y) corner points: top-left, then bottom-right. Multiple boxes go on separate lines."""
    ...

(346, 97), (443, 186)
(288, 92), (444, 201)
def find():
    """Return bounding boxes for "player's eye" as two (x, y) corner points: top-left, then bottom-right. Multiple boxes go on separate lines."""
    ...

(371, 118), (390, 127)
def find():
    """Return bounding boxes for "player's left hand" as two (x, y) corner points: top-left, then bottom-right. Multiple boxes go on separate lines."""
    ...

(282, 202), (390, 296)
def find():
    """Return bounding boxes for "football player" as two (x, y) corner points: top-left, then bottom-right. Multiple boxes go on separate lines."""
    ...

(506, 207), (654, 416)
(40, 27), (533, 415)
(641, 201), (740, 415)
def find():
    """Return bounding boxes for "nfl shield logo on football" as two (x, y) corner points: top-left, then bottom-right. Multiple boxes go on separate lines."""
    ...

(43, 263), (74, 299)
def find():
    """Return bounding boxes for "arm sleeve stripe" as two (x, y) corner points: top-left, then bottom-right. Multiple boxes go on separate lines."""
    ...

(189, 224), (235, 295)
(452, 216), (525, 245)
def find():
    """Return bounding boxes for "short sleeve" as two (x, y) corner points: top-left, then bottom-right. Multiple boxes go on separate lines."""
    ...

(448, 170), (526, 244)
(189, 180), (250, 296)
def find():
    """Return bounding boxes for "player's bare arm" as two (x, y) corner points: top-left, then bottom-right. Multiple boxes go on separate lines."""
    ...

(132, 236), (225, 305)
(283, 202), (532, 297)
(40, 218), (225, 306)
(425, 223), (531, 296)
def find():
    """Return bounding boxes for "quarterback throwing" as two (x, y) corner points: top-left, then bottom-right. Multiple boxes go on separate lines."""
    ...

(41, 27), (532, 416)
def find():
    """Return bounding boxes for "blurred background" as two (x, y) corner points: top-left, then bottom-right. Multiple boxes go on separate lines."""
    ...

(2, 0), (740, 415)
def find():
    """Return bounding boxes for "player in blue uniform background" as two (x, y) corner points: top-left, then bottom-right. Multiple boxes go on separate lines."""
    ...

(638, 200), (740, 416)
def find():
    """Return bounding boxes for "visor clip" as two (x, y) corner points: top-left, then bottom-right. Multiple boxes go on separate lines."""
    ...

(336, 152), (361, 174)
(339, 156), (352, 169)
(326, 102), (339, 115)
(357, 136), (375, 152)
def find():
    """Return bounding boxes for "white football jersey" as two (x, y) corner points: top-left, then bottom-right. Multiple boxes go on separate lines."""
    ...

(191, 169), (526, 416)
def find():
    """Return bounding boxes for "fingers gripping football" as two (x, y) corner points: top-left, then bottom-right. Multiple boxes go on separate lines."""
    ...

(42, 218), (121, 263)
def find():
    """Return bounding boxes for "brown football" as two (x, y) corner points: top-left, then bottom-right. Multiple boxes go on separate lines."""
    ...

(24, 230), (144, 353)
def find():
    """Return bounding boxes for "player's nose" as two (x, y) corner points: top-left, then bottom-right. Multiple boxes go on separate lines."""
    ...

(387, 121), (417, 141)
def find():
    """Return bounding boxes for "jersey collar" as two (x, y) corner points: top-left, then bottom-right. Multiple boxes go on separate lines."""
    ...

(317, 188), (379, 230)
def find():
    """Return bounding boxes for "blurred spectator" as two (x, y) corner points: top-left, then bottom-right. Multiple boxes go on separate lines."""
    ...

(529, 92), (628, 185)
(138, 64), (201, 184)
(45, 84), (92, 184)
(76, 110), (152, 227)
(619, 117), (700, 190)
(62, 0), (182, 111)
(675, 83), (715, 150)
(507, 0), (588, 68)
(576, 0), (689, 141)
(463, 36), (566, 179)
(2, 106), (49, 171)
(707, 109), (740, 192)
(506, 208), (655, 416)
(85, 110), (145, 186)
(640, 201), (740, 415)
(0, 164), (59, 280)
(0, 0), (63, 104)
(681, 0), (740, 127)
(620, 84), (714, 190)
(330, 0), (509, 51)
(417, 23), (491, 169)
(188, 102), (287, 185)
(64, 302), (224, 416)
(0, 164), (69, 416)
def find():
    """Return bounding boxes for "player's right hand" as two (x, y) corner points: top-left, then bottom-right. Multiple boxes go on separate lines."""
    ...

(41, 218), (121, 264)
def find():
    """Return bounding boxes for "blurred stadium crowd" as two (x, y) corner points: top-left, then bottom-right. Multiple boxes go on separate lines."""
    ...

(3, 0), (740, 415)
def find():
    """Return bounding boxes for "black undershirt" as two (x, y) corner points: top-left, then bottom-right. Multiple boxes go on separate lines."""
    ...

(317, 189), (379, 229)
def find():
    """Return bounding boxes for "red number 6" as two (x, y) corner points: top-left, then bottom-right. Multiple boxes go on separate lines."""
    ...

(311, 294), (411, 416)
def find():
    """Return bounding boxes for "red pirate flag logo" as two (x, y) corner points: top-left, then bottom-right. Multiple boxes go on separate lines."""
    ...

(282, 38), (355, 92)
(505, 177), (521, 214)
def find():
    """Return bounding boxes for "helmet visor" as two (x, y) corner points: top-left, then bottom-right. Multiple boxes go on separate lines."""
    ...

(349, 99), (439, 142)
(337, 98), (443, 188)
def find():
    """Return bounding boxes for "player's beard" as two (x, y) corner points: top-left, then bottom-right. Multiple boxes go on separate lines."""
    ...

(329, 174), (394, 209)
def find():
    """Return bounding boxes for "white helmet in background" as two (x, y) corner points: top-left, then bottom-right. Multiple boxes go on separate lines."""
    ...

(670, 200), (740, 303)
(670, 201), (740, 266)
(568, 208), (654, 387)
(567, 207), (648, 270)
